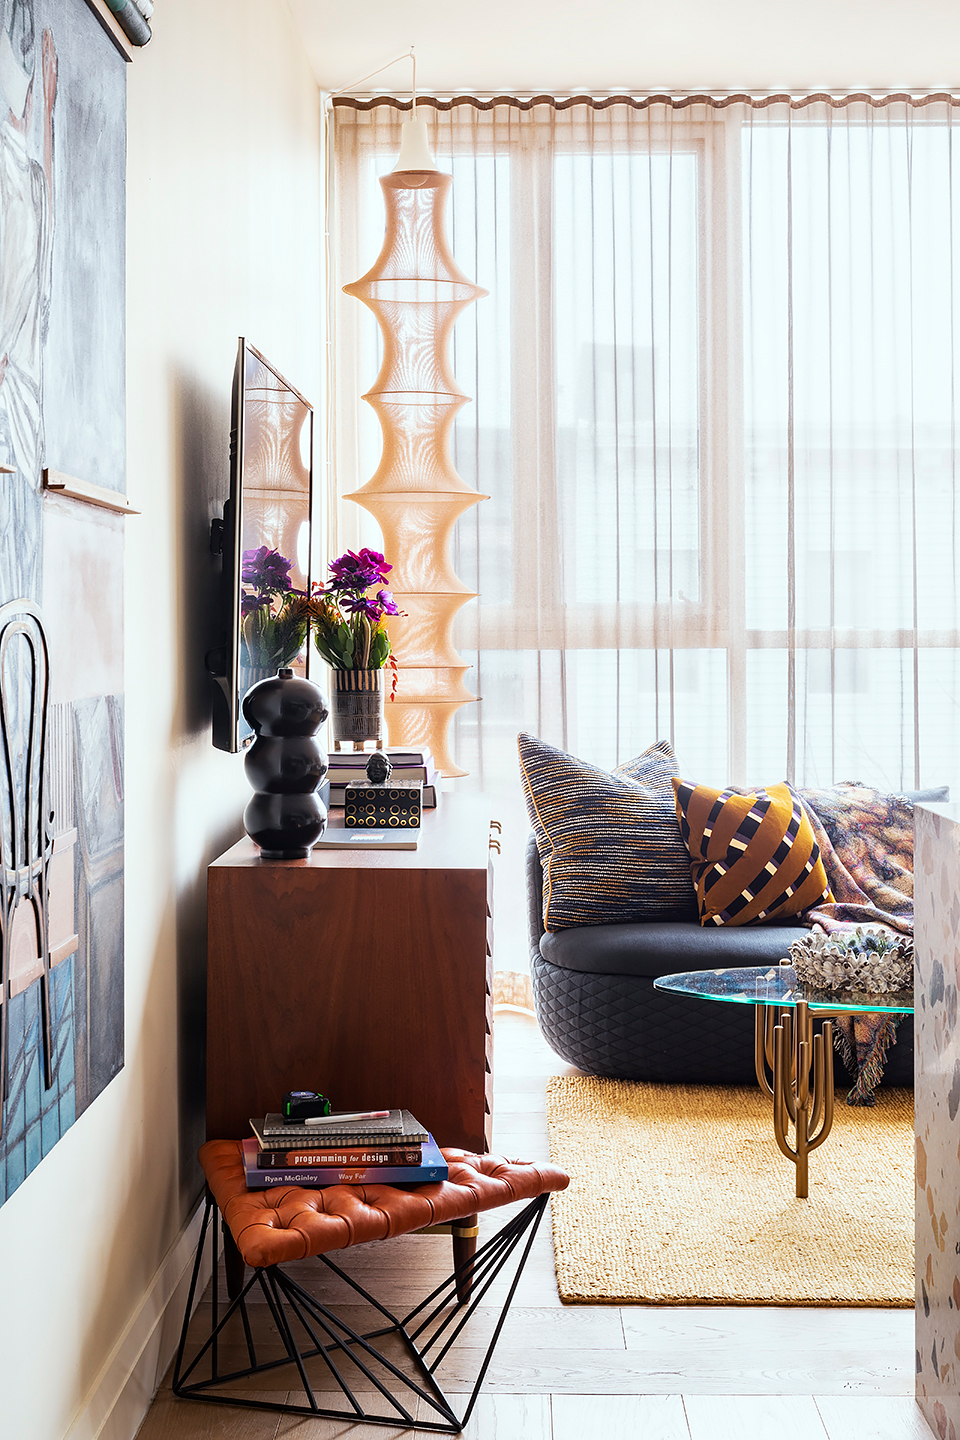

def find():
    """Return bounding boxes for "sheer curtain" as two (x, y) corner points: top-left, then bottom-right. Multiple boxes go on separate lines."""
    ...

(331, 96), (960, 805)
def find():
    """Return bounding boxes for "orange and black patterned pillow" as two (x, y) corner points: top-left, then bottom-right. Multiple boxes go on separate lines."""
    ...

(518, 733), (697, 931)
(673, 778), (832, 926)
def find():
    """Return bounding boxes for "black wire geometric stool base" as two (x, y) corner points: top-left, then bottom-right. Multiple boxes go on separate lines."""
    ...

(173, 1191), (549, 1432)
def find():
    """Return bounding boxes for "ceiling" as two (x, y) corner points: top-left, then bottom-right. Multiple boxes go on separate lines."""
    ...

(286, 0), (960, 97)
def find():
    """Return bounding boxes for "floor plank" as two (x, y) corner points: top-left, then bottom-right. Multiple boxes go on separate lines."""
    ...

(276, 1394), (424, 1438)
(814, 1396), (935, 1440)
(421, 1345), (911, 1397)
(683, 1395), (829, 1440)
(495, 1090), (552, 1111)
(619, 1306), (914, 1394)
(436, 1393), (551, 1439)
(552, 1394), (691, 1439)
(619, 1305), (913, 1351)
(210, 1303), (621, 1351)
(135, 1390), (286, 1439)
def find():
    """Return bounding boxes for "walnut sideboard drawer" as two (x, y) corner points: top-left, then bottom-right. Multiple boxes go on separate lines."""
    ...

(206, 795), (494, 1156)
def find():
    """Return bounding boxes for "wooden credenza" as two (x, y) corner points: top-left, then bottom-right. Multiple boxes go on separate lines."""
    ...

(206, 795), (495, 1153)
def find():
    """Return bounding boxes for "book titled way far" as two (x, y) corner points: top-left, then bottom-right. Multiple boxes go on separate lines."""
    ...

(241, 1136), (448, 1189)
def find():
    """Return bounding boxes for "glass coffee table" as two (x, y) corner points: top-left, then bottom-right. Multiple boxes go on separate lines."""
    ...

(653, 964), (914, 1197)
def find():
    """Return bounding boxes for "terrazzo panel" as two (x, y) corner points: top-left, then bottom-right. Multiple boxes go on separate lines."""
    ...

(915, 803), (960, 1439)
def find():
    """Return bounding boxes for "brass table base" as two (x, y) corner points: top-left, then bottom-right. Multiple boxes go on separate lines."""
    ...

(754, 1001), (835, 1198)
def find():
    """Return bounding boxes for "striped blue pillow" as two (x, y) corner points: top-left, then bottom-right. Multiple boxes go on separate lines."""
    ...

(518, 733), (697, 931)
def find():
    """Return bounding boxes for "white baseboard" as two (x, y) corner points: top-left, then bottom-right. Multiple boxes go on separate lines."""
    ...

(64, 1197), (213, 1440)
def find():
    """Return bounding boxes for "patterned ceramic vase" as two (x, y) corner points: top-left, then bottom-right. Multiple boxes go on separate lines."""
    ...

(241, 668), (329, 859)
(330, 667), (384, 749)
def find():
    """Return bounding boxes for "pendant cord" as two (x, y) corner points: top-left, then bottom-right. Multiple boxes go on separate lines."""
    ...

(330, 47), (417, 110)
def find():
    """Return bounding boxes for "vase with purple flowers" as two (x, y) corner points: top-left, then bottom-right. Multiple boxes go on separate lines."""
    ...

(307, 548), (401, 750)
(238, 544), (311, 696)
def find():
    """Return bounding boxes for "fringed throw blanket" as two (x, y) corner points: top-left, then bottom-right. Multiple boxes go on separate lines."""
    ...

(798, 783), (914, 1106)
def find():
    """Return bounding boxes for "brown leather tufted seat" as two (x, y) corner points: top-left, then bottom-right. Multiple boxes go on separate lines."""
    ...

(199, 1139), (570, 1269)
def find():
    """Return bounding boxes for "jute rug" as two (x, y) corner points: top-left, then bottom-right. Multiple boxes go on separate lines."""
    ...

(545, 1076), (914, 1306)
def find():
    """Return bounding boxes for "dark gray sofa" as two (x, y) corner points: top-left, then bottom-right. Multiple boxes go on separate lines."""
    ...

(526, 834), (916, 1088)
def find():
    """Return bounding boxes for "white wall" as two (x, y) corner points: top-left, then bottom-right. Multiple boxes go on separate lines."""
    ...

(0, 5), (323, 1437)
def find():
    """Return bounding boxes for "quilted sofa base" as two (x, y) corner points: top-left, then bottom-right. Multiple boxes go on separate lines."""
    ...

(531, 950), (915, 1088)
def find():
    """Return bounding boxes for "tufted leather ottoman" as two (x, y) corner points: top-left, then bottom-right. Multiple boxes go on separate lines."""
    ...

(173, 1140), (568, 1432)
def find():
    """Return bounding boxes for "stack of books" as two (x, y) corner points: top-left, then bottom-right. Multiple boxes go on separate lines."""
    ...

(312, 817), (419, 850)
(326, 750), (440, 809)
(242, 1108), (449, 1188)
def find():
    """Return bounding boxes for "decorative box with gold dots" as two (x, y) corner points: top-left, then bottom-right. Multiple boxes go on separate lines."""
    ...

(343, 781), (423, 829)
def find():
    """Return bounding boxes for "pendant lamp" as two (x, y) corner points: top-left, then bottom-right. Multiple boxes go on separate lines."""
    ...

(343, 106), (487, 777)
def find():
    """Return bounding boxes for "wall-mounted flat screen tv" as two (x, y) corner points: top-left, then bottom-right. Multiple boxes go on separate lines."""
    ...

(207, 339), (314, 752)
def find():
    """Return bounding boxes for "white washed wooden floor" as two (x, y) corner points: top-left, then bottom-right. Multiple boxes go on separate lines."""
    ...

(138, 1012), (931, 1440)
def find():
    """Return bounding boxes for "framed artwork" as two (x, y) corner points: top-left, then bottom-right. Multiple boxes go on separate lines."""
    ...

(0, 0), (127, 1203)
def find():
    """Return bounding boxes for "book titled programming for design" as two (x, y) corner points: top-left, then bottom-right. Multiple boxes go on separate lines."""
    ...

(241, 1135), (448, 1188)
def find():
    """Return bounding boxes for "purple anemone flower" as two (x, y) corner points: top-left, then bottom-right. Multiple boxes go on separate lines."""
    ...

(340, 592), (383, 621)
(376, 588), (400, 616)
(240, 591), (267, 617)
(357, 547), (392, 579)
(242, 546), (293, 594)
(328, 548), (391, 591)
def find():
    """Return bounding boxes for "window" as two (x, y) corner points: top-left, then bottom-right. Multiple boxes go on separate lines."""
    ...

(332, 98), (960, 795)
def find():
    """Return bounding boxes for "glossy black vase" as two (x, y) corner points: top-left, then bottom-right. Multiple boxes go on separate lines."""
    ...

(241, 668), (329, 859)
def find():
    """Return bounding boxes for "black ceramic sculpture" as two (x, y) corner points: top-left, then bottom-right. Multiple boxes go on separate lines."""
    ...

(241, 668), (329, 859)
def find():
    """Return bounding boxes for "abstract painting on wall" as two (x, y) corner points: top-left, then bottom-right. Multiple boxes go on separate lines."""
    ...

(0, 0), (126, 1204)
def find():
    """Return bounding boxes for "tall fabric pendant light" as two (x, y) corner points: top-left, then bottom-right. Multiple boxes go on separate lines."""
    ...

(343, 111), (487, 777)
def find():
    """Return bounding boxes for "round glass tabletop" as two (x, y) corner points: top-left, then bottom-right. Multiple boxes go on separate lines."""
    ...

(653, 964), (914, 1014)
